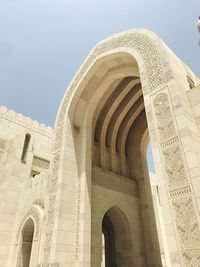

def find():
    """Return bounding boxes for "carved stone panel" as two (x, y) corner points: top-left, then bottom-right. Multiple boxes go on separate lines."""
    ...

(42, 152), (60, 266)
(162, 140), (188, 188)
(153, 91), (200, 266)
(173, 197), (200, 266)
(153, 93), (176, 141)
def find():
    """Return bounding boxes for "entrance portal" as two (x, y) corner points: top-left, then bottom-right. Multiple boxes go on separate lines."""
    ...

(101, 207), (134, 267)
(18, 218), (34, 267)
(102, 213), (116, 267)
(46, 29), (200, 267)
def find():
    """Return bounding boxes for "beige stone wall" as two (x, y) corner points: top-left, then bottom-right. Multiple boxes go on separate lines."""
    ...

(0, 106), (53, 267)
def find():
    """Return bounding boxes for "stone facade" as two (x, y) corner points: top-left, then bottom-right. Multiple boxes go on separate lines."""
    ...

(0, 29), (200, 267)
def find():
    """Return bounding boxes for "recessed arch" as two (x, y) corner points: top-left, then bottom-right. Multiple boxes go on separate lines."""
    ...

(44, 29), (174, 267)
(17, 218), (35, 267)
(101, 206), (134, 267)
(16, 205), (43, 242)
(14, 205), (43, 267)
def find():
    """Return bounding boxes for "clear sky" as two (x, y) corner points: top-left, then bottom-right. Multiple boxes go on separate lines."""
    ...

(1, 0), (200, 172)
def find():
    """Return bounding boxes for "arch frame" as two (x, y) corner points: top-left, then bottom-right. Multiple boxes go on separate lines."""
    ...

(10, 205), (44, 267)
(42, 28), (200, 267)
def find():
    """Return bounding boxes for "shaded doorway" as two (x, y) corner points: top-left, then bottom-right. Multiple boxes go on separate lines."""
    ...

(100, 207), (134, 267)
(102, 214), (117, 267)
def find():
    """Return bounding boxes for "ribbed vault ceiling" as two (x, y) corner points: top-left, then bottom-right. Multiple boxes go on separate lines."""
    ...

(93, 74), (144, 177)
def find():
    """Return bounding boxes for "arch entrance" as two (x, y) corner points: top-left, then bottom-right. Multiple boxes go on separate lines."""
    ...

(102, 213), (117, 267)
(18, 218), (34, 267)
(101, 207), (134, 267)
(43, 29), (200, 267)
(88, 52), (162, 266)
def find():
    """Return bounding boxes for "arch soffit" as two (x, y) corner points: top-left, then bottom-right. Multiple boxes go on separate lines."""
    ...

(16, 205), (43, 241)
(102, 205), (132, 235)
(54, 29), (169, 150)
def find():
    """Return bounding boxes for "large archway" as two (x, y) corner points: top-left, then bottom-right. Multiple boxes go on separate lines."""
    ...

(87, 51), (162, 266)
(42, 29), (200, 267)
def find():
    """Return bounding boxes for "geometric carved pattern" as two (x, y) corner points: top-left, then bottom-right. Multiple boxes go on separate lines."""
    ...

(173, 197), (200, 266)
(154, 93), (188, 189)
(153, 91), (200, 266)
(42, 153), (60, 267)
(162, 141), (188, 188)
(169, 186), (192, 198)
(153, 92), (176, 141)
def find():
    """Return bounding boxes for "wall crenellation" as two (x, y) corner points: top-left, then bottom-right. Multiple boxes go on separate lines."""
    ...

(0, 106), (53, 137)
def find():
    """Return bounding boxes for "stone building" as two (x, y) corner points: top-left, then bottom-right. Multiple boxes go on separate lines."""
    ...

(0, 28), (200, 267)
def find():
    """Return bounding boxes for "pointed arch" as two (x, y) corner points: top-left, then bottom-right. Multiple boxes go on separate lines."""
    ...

(54, 29), (170, 150)
(43, 29), (173, 266)
(101, 206), (134, 267)
(14, 205), (43, 267)
(17, 218), (35, 267)
(16, 205), (43, 242)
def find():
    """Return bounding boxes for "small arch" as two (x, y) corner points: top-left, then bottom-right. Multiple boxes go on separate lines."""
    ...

(101, 206), (134, 267)
(21, 133), (31, 162)
(15, 206), (43, 267)
(16, 205), (43, 242)
(18, 218), (35, 267)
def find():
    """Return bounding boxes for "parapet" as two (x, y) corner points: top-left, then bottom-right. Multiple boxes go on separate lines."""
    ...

(0, 106), (53, 137)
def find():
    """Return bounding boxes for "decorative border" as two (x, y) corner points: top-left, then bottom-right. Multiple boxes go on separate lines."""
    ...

(153, 90), (200, 265)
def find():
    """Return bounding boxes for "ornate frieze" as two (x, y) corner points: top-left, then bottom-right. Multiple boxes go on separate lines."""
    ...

(154, 93), (188, 189)
(153, 91), (200, 266)
(169, 186), (192, 199)
(153, 93), (176, 141)
(43, 226), (53, 267)
(42, 153), (60, 266)
(173, 197), (200, 266)
(162, 141), (188, 188)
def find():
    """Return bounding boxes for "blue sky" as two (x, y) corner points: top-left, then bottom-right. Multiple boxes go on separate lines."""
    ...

(1, 0), (200, 172)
